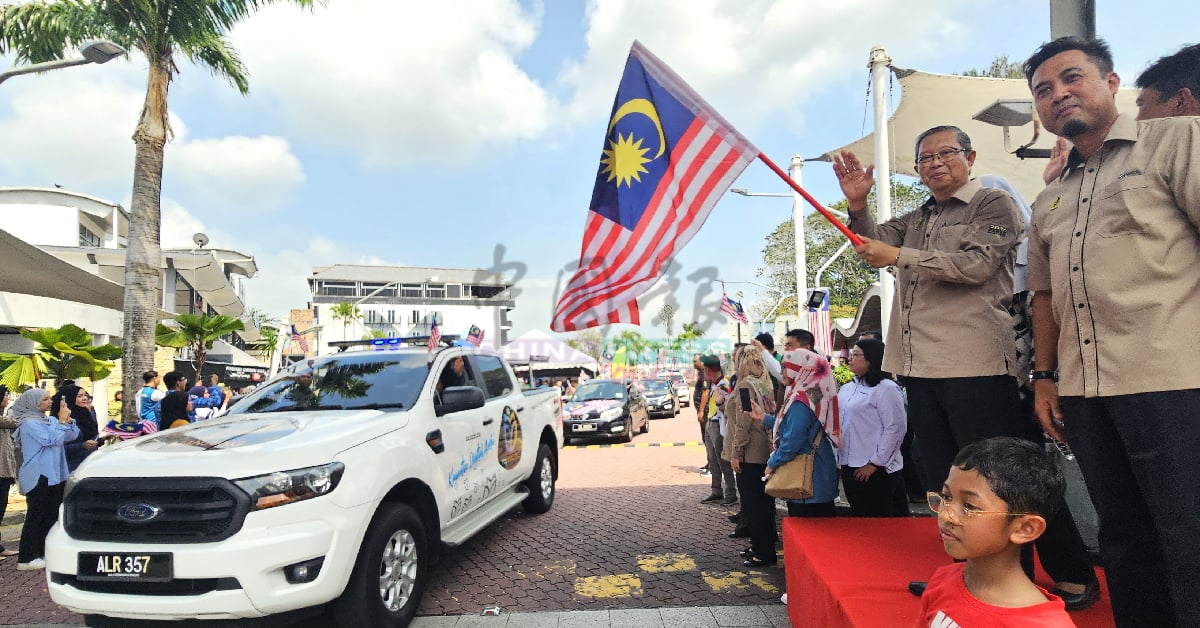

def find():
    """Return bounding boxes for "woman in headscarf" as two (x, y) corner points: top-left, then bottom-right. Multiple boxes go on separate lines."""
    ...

(750, 348), (840, 517)
(188, 385), (223, 421)
(725, 346), (779, 567)
(13, 387), (79, 570)
(0, 385), (19, 558)
(57, 383), (99, 471)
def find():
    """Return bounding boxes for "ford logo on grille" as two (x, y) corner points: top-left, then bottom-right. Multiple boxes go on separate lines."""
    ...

(116, 502), (162, 523)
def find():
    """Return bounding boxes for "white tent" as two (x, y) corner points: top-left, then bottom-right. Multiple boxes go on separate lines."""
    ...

(812, 66), (1141, 202)
(497, 329), (599, 374)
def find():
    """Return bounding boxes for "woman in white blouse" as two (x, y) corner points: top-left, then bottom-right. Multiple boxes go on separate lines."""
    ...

(837, 337), (909, 517)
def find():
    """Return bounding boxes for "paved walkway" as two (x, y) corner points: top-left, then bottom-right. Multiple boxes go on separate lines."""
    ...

(410, 604), (789, 627)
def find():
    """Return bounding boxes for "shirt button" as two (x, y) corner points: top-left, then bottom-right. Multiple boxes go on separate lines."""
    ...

(1087, 168), (1095, 173)
(1078, 303), (1085, 308)
(1083, 339), (1092, 345)
(903, 329), (910, 334)
(1075, 232), (1082, 237)
(1081, 197), (1089, 203)
(1073, 266), (1080, 271)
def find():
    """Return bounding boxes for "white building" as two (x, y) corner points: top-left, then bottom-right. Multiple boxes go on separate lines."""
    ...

(307, 264), (516, 355)
(0, 187), (264, 401)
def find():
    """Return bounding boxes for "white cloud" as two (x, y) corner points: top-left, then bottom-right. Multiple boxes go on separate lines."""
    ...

(168, 135), (305, 211)
(229, 0), (554, 168)
(559, 0), (970, 136)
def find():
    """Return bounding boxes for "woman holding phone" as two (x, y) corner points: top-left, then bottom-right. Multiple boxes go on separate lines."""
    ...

(725, 348), (778, 567)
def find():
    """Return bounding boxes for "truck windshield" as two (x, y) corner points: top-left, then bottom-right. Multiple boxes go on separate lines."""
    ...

(227, 353), (430, 414)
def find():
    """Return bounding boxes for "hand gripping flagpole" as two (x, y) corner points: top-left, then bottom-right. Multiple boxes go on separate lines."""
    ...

(756, 153), (864, 247)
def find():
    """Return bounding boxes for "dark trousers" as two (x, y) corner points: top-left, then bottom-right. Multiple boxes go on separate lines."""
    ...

(735, 463), (776, 562)
(840, 466), (906, 517)
(704, 420), (735, 499)
(0, 477), (10, 551)
(1061, 391), (1200, 628)
(905, 375), (1094, 586)
(786, 501), (835, 517)
(18, 476), (64, 563)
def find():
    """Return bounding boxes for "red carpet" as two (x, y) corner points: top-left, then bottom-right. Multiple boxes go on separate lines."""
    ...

(782, 517), (1114, 627)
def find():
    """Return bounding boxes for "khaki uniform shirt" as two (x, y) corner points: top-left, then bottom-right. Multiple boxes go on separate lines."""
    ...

(848, 179), (1024, 378)
(1028, 114), (1200, 397)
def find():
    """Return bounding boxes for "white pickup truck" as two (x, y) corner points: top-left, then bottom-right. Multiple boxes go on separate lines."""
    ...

(47, 347), (563, 627)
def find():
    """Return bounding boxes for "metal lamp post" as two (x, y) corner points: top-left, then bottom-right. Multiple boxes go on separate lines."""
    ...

(0, 39), (127, 86)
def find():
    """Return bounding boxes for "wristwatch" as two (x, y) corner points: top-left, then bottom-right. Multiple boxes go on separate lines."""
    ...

(1030, 370), (1058, 382)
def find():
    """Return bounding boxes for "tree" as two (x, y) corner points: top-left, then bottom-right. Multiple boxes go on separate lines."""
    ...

(756, 178), (928, 316)
(675, 321), (705, 355)
(615, 330), (648, 365)
(0, 0), (320, 422)
(330, 302), (362, 342)
(155, 313), (246, 378)
(0, 324), (122, 389)
(243, 307), (277, 331)
(565, 329), (605, 360)
(961, 55), (1025, 79)
(253, 325), (281, 367)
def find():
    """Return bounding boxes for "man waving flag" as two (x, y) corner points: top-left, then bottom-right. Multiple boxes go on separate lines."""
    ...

(551, 41), (758, 331)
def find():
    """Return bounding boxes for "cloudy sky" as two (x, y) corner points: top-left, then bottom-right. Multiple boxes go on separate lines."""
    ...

(0, 0), (1189, 340)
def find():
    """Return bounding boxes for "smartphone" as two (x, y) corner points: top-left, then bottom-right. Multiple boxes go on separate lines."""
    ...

(738, 388), (752, 412)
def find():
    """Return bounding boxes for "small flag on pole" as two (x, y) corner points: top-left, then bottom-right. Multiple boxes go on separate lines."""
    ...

(720, 293), (749, 324)
(807, 290), (832, 358)
(466, 325), (484, 347)
(551, 41), (759, 331)
(428, 321), (440, 353)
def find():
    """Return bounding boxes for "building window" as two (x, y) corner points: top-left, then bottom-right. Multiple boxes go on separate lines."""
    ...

(361, 282), (397, 298)
(401, 284), (422, 298)
(79, 224), (102, 248)
(411, 310), (421, 325)
(387, 310), (395, 323)
(425, 284), (446, 299)
(319, 281), (357, 297)
(366, 309), (378, 324)
(446, 283), (462, 298)
(467, 284), (505, 299)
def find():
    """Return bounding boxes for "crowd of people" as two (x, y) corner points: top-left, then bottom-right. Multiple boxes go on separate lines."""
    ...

(0, 370), (232, 572)
(691, 37), (1199, 628)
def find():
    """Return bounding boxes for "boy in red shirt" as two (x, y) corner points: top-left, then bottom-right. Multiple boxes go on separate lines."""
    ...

(915, 437), (1076, 627)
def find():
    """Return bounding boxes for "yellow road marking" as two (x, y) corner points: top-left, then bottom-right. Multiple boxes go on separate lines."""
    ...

(574, 573), (643, 598)
(637, 553), (696, 573)
(701, 570), (780, 594)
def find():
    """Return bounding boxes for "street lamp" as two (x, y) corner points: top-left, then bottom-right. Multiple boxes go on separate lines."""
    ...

(0, 39), (127, 86)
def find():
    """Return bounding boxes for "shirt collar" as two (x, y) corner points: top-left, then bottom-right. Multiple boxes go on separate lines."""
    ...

(1061, 113), (1138, 176)
(920, 178), (982, 212)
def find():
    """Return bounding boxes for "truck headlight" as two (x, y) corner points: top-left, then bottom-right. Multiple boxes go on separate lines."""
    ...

(234, 462), (345, 511)
(600, 407), (623, 420)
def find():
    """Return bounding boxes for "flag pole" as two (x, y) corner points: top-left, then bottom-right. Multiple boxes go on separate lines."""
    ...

(756, 153), (863, 246)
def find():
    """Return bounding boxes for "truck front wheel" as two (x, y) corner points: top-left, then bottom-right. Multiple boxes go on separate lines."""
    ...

(333, 503), (427, 628)
(522, 443), (556, 514)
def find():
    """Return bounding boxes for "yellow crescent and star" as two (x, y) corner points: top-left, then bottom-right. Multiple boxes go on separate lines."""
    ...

(600, 98), (665, 188)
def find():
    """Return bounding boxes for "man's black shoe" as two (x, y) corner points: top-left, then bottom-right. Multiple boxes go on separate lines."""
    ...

(720, 496), (738, 506)
(739, 549), (754, 559)
(743, 557), (777, 567)
(908, 581), (927, 597)
(1053, 579), (1100, 611)
(728, 529), (749, 538)
(727, 513), (740, 523)
(701, 494), (722, 503)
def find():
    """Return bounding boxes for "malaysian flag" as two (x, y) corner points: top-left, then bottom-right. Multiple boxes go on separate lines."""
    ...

(428, 321), (440, 353)
(720, 293), (749, 324)
(551, 41), (758, 331)
(466, 325), (484, 347)
(807, 290), (832, 358)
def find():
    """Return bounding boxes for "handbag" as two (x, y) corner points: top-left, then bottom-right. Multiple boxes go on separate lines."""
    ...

(765, 430), (823, 500)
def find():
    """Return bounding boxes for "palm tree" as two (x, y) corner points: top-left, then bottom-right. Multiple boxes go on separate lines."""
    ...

(0, 0), (320, 423)
(254, 325), (281, 367)
(155, 313), (246, 378)
(615, 330), (648, 367)
(330, 302), (362, 342)
(677, 321), (706, 355)
(0, 324), (123, 389)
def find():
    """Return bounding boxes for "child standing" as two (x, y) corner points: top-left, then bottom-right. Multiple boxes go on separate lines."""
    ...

(916, 437), (1076, 627)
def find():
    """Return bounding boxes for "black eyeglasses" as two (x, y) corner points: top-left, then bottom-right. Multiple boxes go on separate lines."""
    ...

(915, 148), (968, 167)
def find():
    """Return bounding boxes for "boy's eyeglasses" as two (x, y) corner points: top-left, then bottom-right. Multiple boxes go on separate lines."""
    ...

(926, 492), (1029, 521)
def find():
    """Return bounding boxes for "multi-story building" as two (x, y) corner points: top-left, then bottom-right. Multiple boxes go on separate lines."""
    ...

(0, 187), (264, 404)
(306, 264), (516, 355)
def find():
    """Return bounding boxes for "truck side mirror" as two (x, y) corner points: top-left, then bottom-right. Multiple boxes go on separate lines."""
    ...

(435, 386), (486, 416)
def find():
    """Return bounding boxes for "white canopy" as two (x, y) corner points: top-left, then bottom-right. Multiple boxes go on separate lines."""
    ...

(498, 329), (599, 372)
(813, 66), (1141, 202)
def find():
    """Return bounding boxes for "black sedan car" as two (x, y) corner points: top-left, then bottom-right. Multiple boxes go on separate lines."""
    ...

(641, 379), (678, 418)
(561, 379), (650, 444)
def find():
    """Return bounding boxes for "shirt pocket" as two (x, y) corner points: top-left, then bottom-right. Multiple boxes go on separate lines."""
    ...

(1095, 175), (1150, 238)
(931, 224), (970, 252)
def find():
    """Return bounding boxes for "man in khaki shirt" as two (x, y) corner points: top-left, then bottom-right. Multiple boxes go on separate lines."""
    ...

(833, 128), (1025, 500)
(1026, 37), (1200, 627)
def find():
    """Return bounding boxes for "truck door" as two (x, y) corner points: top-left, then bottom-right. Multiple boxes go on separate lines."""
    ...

(433, 355), (497, 524)
(471, 354), (530, 490)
